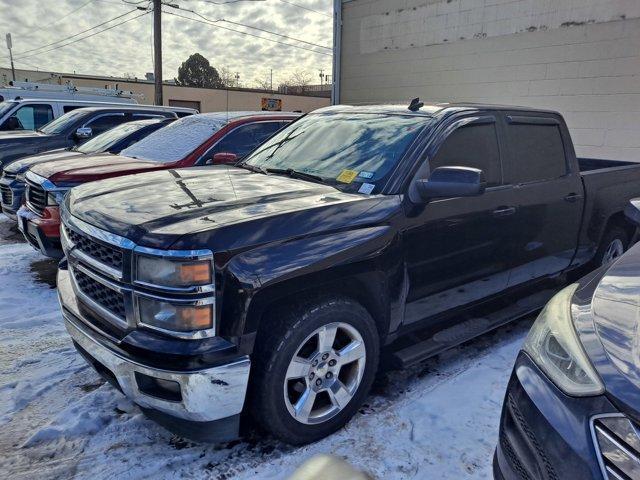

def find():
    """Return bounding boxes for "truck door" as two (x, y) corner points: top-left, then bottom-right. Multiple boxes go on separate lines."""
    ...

(403, 115), (517, 324)
(502, 114), (584, 286)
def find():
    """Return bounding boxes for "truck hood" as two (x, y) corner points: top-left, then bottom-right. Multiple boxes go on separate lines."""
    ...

(582, 243), (640, 421)
(0, 131), (51, 167)
(30, 153), (166, 184)
(67, 166), (396, 249)
(4, 149), (81, 174)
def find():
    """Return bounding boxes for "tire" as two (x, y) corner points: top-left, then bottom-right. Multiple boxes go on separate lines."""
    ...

(594, 225), (629, 267)
(249, 295), (380, 445)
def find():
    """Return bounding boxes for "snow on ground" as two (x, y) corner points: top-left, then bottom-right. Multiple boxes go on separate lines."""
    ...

(0, 216), (532, 480)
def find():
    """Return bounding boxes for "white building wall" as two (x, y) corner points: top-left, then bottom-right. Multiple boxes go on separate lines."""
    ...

(340, 0), (640, 161)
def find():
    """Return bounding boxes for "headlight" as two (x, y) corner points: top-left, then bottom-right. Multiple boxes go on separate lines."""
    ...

(136, 256), (212, 287)
(138, 297), (213, 332)
(523, 284), (604, 396)
(47, 189), (68, 206)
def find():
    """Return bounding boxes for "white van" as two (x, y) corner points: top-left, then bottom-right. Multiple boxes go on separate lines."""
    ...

(0, 98), (198, 132)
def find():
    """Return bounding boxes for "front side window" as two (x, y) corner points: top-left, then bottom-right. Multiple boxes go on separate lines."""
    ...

(243, 113), (430, 192)
(429, 122), (502, 187)
(506, 123), (567, 184)
(2, 104), (54, 131)
(207, 122), (284, 160)
(85, 114), (127, 136)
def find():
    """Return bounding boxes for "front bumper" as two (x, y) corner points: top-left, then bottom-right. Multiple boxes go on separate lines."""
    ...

(494, 352), (616, 480)
(17, 204), (63, 258)
(58, 266), (251, 440)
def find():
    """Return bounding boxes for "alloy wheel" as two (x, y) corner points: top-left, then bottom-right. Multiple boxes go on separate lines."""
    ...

(283, 322), (366, 425)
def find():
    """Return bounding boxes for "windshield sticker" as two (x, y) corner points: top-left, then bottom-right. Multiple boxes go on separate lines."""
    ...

(358, 183), (375, 195)
(358, 171), (374, 179)
(336, 169), (358, 184)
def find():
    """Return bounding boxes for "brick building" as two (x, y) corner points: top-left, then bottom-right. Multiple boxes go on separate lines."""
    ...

(334, 0), (640, 161)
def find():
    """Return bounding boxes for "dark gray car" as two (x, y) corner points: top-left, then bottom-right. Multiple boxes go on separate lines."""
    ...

(0, 105), (181, 170)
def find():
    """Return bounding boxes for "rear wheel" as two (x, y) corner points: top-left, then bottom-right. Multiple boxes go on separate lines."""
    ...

(250, 296), (379, 445)
(595, 226), (629, 267)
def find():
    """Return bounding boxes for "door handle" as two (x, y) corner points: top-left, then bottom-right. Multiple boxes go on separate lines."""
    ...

(492, 206), (516, 217)
(564, 193), (582, 203)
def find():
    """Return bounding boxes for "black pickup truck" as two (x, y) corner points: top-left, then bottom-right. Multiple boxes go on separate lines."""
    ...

(57, 103), (640, 445)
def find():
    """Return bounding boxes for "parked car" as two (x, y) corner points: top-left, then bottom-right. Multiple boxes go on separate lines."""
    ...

(0, 117), (174, 220)
(493, 200), (640, 480)
(0, 105), (187, 170)
(55, 102), (640, 445)
(18, 111), (300, 257)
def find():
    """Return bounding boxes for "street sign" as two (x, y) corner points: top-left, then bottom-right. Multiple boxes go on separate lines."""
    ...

(261, 97), (282, 111)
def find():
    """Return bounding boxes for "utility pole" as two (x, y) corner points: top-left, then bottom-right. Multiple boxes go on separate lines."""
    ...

(319, 68), (325, 86)
(270, 68), (273, 91)
(6, 33), (15, 82)
(152, 0), (163, 105)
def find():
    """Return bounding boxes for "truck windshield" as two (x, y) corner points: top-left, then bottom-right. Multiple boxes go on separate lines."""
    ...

(121, 115), (226, 162)
(74, 121), (147, 154)
(39, 109), (87, 135)
(242, 112), (431, 192)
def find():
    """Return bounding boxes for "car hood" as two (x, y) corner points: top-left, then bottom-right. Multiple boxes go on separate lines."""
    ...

(5, 149), (82, 174)
(578, 243), (640, 421)
(66, 165), (396, 249)
(30, 153), (166, 184)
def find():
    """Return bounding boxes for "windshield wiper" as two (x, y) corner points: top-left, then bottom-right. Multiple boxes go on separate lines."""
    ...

(237, 163), (268, 175)
(266, 168), (326, 184)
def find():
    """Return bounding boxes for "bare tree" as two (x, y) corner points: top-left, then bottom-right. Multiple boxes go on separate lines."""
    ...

(255, 74), (273, 91)
(218, 66), (235, 88)
(287, 69), (313, 88)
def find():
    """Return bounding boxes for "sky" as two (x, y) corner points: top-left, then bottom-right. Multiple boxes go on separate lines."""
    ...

(0, 0), (333, 89)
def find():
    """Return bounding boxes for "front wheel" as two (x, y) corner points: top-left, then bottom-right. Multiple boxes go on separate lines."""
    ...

(250, 297), (379, 445)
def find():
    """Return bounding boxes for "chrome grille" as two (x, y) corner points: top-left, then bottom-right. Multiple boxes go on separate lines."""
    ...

(594, 415), (640, 480)
(26, 180), (47, 215)
(74, 269), (126, 319)
(64, 225), (123, 271)
(2, 171), (16, 180)
(0, 184), (12, 205)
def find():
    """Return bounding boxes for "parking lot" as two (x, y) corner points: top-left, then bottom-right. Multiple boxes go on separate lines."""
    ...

(0, 217), (533, 480)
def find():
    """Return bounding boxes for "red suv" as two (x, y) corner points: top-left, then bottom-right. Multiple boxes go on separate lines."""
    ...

(17, 111), (300, 257)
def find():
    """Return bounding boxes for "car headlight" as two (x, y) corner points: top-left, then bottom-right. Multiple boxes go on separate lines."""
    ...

(136, 256), (212, 287)
(138, 297), (213, 332)
(523, 284), (604, 396)
(47, 189), (68, 206)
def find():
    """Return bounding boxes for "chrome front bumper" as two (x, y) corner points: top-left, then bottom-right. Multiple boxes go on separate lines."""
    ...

(59, 268), (251, 423)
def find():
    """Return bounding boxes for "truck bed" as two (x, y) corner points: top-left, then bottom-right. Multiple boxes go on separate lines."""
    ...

(578, 157), (637, 172)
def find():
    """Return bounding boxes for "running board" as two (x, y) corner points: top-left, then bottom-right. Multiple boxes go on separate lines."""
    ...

(391, 289), (556, 368)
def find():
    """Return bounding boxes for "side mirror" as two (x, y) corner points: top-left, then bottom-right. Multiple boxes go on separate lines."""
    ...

(416, 166), (486, 201)
(207, 152), (238, 165)
(74, 127), (92, 140)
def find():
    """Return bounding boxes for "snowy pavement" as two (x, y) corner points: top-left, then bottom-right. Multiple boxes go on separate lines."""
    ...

(0, 216), (533, 480)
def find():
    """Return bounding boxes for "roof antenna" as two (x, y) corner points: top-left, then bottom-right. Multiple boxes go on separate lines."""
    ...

(408, 97), (424, 112)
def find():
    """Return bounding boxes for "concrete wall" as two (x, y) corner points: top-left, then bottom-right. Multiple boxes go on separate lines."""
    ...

(339, 0), (640, 161)
(0, 68), (330, 114)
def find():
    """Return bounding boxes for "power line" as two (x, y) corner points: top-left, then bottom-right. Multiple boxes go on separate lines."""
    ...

(163, 10), (331, 56)
(14, 11), (150, 60)
(167, 4), (330, 50)
(39, 0), (97, 29)
(277, 0), (331, 18)
(13, 9), (140, 56)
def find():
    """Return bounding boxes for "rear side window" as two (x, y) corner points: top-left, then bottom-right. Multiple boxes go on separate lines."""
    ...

(506, 123), (567, 184)
(209, 122), (285, 160)
(430, 122), (502, 187)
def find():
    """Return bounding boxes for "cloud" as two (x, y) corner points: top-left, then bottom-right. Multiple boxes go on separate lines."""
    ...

(0, 0), (333, 87)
